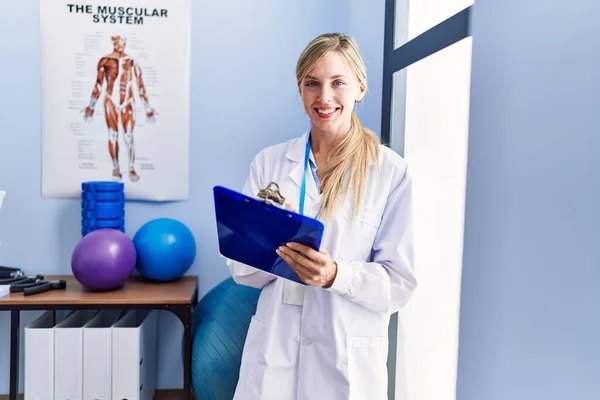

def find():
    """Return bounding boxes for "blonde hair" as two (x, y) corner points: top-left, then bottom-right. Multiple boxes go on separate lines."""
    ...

(296, 33), (380, 220)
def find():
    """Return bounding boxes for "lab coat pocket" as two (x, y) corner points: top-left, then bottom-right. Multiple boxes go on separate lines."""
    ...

(356, 212), (382, 228)
(346, 336), (388, 400)
(237, 316), (266, 393)
(340, 209), (382, 261)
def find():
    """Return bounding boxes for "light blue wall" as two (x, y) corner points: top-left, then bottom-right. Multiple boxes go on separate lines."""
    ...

(0, 0), (385, 392)
(457, 1), (600, 399)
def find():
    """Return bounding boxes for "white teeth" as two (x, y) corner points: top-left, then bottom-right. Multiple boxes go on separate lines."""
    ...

(317, 108), (336, 114)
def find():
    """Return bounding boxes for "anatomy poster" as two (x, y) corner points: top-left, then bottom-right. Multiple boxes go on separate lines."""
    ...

(40, 0), (191, 201)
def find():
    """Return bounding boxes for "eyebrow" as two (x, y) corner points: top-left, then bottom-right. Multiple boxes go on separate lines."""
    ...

(305, 74), (348, 80)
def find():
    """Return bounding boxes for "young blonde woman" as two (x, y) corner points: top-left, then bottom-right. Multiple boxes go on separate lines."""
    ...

(227, 32), (417, 400)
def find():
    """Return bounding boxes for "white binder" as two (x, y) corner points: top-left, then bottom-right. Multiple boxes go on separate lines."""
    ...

(112, 310), (158, 400)
(54, 310), (98, 400)
(24, 311), (56, 400)
(82, 310), (123, 400)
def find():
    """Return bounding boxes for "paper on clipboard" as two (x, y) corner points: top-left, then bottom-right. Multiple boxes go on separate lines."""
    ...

(213, 185), (325, 285)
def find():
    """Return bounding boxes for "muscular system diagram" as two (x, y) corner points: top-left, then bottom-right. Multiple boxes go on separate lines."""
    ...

(83, 34), (157, 182)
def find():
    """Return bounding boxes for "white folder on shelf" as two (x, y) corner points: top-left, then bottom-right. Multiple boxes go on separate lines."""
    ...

(82, 310), (123, 400)
(54, 310), (98, 400)
(112, 310), (158, 400)
(24, 310), (56, 400)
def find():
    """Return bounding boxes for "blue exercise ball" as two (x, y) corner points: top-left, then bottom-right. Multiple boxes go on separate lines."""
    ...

(133, 218), (196, 281)
(191, 278), (261, 400)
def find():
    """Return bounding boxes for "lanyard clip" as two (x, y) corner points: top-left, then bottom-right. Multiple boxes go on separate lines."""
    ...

(257, 182), (285, 207)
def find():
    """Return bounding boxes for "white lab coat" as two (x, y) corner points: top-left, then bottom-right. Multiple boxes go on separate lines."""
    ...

(227, 131), (416, 400)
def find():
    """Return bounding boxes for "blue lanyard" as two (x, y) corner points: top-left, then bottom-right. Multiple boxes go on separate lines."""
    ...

(298, 134), (311, 216)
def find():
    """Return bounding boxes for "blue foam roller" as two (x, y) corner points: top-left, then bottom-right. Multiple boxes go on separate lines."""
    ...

(82, 191), (125, 201)
(81, 199), (125, 210)
(82, 217), (125, 229)
(82, 226), (125, 236)
(81, 207), (125, 220)
(82, 181), (124, 192)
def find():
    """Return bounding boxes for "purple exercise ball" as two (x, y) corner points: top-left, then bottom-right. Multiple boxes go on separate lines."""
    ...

(71, 229), (137, 291)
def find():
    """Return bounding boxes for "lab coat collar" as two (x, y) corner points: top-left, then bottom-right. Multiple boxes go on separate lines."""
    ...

(285, 130), (376, 197)
(285, 131), (310, 163)
(286, 131), (319, 201)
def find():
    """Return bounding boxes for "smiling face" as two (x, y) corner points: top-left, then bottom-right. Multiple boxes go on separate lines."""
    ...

(299, 50), (366, 137)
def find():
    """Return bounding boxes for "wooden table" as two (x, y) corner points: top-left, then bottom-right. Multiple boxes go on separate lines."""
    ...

(0, 275), (199, 400)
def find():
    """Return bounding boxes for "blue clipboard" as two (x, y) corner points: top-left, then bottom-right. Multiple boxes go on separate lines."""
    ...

(213, 185), (325, 285)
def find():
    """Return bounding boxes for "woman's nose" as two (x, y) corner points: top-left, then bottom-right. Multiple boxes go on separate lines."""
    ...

(317, 86), (332, 104)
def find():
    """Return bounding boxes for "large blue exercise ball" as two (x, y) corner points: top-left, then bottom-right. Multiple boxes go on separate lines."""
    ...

(132, 218), (196, 281)
(191, 278), (262, 400)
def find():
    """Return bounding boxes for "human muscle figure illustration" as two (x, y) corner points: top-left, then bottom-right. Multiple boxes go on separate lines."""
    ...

(83, 35), (156, 182)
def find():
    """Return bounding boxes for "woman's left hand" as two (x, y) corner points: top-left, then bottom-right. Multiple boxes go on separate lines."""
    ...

(277, 242), (338, 288)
